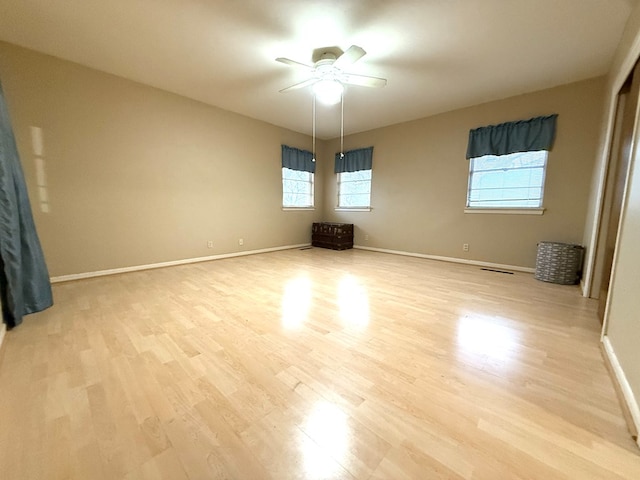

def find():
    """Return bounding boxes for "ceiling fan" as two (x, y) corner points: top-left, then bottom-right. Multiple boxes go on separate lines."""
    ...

(276, 45), (387, 103)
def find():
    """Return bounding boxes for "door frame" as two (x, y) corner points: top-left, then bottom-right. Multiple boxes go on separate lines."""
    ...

(588, 63), (640, 337)
(582, 54), (640, 311)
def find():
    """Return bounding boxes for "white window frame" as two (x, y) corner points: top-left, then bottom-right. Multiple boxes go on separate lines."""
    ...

(336, 169), (372, 211)
(465, 151), (548, 215)
(282, 167), (314, 209)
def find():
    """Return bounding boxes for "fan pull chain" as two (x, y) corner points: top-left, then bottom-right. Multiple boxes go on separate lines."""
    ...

(340, 89), (344, 159)
(312, 94), (316, 162)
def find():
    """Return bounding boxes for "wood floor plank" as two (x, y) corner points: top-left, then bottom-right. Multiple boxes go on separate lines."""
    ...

(0, 248), (639, 479)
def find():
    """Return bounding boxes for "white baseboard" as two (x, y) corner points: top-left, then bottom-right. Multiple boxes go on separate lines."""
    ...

(50, 243), (311, 283)
(0, 322), (6, 353)
(353, 245), (535, 273)
(603, 335), (640, 443)
(581, 279), (591, 298)
(50, 243), (534, 283)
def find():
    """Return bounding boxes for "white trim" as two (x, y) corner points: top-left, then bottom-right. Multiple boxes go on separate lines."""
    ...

(464, 208), (545, 215)
(581, 286), (590, 298)
(583, 94), (620, 298)
(602, 335), (640, 442)
(601, 83), (640, 335)
(353, 245), (535, 273)
(600, 253), (616, 341)
(334, 207), (371, 212)
(50, 244), (311, 283)
(282, 207), (315, 211)
(0, 322), (5, 354)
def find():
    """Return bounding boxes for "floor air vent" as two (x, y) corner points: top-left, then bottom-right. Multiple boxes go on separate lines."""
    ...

(481, 268), (514, 275)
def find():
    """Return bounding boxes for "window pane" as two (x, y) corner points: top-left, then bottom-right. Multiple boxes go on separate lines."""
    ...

(338, 169), (372, 207)
(284, 169), (308, 181)
(282, 168), (313, 207)
(467, 151), (547, 208)
(340, 180), (371, 195)
(340, 193), (370, 207)
(472, 151), (546, 172)
(347, 170), (371, 181)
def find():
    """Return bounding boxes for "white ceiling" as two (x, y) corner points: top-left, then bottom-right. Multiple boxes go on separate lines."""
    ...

(0, 0), (636, 139)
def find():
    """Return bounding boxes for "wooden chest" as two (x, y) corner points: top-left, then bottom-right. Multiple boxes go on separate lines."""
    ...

(311, 222), (354, 250)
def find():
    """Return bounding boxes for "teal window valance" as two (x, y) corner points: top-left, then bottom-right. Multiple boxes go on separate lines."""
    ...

(466, 114), (558, 159)
(281, 145), (315, 173)
(334, 147), (373, 173)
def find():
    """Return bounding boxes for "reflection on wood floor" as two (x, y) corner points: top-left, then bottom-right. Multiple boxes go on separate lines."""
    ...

(0, 248), (638, 479)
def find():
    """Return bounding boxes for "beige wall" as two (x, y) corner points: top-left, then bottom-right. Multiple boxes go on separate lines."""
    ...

(596, 2), (640, 436)
(321, 78), (605, 269)
(0, 42), (323, 277)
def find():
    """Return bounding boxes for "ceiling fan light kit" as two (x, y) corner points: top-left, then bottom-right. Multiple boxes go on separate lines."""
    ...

(312, 79), (343, 105)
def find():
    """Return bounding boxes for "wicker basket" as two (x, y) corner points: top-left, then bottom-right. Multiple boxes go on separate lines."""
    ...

(535, 242), (584, 285)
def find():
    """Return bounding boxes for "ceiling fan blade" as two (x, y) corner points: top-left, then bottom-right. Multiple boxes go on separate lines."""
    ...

(333, 45), (366, 68)
(279, 78), (319, 93)
(342, 73), (387, 88)
(276, 57), (313, 69)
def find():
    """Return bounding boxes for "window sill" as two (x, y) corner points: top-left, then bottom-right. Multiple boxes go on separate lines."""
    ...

(464, 207), (545, 215)
(334, 207), (371, 212)
(282, 207), (315, 211)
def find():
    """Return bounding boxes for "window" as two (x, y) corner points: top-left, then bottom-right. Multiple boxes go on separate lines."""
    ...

(338, 169), (372, 208)
(465, 114), (557, 212)
(467, 150), (547, 208)
(282, 167), (314, 208)
(334, 146), (373, 209)
(281, 145), (314, 208)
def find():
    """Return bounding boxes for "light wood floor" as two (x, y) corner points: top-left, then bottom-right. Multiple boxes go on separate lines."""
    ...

(0, 248), (639, 479)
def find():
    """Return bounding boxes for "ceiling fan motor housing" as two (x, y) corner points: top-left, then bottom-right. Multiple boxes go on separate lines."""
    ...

(314, 57), (341, 80)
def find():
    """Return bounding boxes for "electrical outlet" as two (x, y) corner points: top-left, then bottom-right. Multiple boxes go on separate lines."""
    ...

(239, 238), (244, 246)
(365, 234), (369, 241)
(463, 243), (469, 252)
(207, 240), (214, 248)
